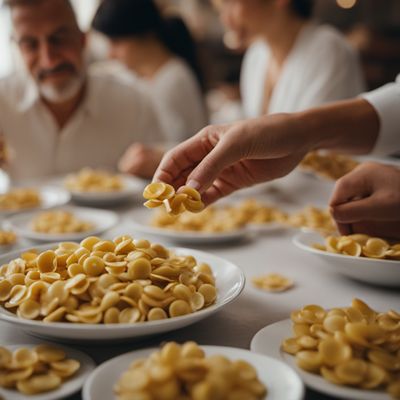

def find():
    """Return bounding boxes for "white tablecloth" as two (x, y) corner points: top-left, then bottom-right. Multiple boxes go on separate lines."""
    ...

(1, 169), (399, 400)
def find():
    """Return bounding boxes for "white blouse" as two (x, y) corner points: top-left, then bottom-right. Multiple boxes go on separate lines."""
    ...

(145, 58), (208, 143)
(363, 75), (400, 155)
(241, 23), (366, 117)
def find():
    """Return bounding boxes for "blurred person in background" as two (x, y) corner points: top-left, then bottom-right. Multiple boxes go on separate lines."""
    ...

(213, 0), (366, 118)
(92, 0), (208, 177)
(0, 0), (163, 181)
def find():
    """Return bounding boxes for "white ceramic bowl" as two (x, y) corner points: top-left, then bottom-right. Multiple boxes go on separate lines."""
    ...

(251, 319), (391, 400)
(0, 186), (70, 218)
(0, 245), (245, 342)
(0, 343), (95, 400)
(83, 345), (304, 400)
(63, 175), (146, 206)
(293, 232), (400, 287)
(4, 206), (118, 242)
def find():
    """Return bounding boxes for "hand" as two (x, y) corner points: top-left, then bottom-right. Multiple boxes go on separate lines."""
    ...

(118, 143), (164, 179)
(330, 162), (400, 239)
(154, 114), (311, 205)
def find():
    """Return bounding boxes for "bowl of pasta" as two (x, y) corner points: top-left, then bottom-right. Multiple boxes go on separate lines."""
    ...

(0, 235), (245, 341)
(62, 169), (146, 206)
(293, 231), (400, 287)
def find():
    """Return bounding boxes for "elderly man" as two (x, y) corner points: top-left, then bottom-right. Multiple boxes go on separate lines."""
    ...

(0, 0), (163, 181)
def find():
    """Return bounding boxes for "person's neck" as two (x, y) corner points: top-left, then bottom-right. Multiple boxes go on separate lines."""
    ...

(136, 43), (173, 80)
(262, 16), (308, 67)
(43, 84), (85, 130)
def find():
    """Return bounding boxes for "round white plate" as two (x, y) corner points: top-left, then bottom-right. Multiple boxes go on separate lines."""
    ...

(0, 343), (95, 400)
(129, 208), (281, 245)
(83, 345), (304, 400)
(0, 245), (245, 341)
(0, 186), (70, 218)
(293, 232), (400, 287)
(4, 206), (118, 242)
(61, 175), (146, 206)
(251, 319), (390, 400)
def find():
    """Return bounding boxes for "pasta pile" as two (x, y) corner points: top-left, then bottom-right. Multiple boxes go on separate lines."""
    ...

(144, 183), (204, 215)
(115, 341), (267, 400)
(286, 206), (336, 234)
(0, 188), (41, 211)
(0, 230), (16, 246)
(151, 199), (287, 233)
(31, 210), (94, 234)
(282, 299), (400, 399)
(314, 234), (400, 260)
(0, 235), (217, 324)
(300, 151), (359, 181)
(252, 273), (294, 292)
(65, 168), (124, 192)
(0, 345), (80, 395)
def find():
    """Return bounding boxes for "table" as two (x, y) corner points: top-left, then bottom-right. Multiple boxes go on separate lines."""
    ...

(1, 169), (399, 400)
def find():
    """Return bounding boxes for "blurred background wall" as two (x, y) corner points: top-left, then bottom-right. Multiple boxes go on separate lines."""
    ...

(1, 0), (399, 90)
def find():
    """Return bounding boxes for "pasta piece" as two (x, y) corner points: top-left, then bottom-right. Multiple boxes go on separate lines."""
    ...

(114, 341), (267, 400)
(282, 299), (400, 399)
(252, 273), (294, 292)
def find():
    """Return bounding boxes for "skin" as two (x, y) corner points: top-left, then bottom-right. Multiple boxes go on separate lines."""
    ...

(153, 98), (393, 237)
(331, 162), (400, 239)
(10, 0), (86, 128)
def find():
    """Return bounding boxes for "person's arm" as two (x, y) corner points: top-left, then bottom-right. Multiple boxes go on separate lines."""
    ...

(154, 98), (380, 205)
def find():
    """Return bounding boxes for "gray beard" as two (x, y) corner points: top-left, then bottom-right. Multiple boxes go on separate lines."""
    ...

(38, 72), (85, 103)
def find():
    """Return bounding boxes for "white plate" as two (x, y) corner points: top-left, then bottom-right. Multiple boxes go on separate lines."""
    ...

(0, 245), (245, 341)
(0, 343), (96, 400)
(251, 319), (390, 400)
(62, 175), (146, 206)
(4, 206), (118, 242)
(0, 186), (70, 218)
(293, 232), (400, 287)
(129, 208), (281, 245)
(83, 345), (304, 400)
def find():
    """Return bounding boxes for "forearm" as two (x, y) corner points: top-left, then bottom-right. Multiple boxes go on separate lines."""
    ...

(295, 98), (380, 155)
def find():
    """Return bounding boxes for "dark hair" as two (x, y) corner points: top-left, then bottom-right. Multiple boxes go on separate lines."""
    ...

(290, 0), (314, 19)
(92, 0), (204, 89)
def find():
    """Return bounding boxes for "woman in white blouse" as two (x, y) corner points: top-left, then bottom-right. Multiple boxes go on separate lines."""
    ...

(215, 0), (366, 117)
(92, 0), (207, 143)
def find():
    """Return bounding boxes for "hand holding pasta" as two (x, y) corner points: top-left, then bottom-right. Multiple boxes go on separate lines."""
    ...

(0, 345), (80, 395)
(0, 235), (217, 324)
(330, 162), (400, 239)
(282, 299), (400, 399)
(143, 182), (205, 215)
(115, 341), (267, 400)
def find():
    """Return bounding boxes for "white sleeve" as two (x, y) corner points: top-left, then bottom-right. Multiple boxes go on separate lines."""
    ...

(362, 77), (400, 156)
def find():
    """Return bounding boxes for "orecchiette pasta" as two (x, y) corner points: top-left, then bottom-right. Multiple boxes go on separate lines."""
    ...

(300, 151), (359, 181)
(286, 206), (336, 234)
(115, 341), (267, 400)
(0, 189), (41, 211)
(0, 344), (80, 395)
(65, 168), (124, 192)
(0, 235), (217, 324)
(144, 183), (205, 215)
(282, 299), (400, 399)
(31, 211), (94, 234)
(151, 199), (287, 232)
(252, 273), (294, 292)
(0, 230), (17, 246)
(314, 234), (400, 260)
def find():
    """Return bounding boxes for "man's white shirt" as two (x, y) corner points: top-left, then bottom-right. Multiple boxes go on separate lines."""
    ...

(0, 70), (164, 181)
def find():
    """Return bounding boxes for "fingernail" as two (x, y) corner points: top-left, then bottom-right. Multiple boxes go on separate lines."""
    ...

(187, 179), (201, 190)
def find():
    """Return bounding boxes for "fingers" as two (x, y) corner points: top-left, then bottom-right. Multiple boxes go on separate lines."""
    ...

(350, 220), (400, 239)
